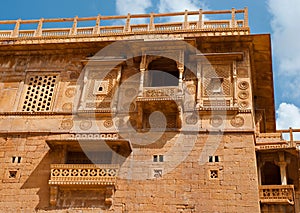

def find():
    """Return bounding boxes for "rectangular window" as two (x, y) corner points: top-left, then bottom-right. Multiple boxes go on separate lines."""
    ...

(153, 155), (164, 162)
(208, 156), (219, 163)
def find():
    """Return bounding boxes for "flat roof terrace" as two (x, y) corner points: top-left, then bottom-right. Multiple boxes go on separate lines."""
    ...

(0, 8), (249, 44)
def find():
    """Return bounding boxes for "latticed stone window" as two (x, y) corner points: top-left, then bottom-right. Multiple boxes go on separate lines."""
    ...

(210, 170), (219, 179)
(202, 64), (231, 96)
(22, 74), (58, 112)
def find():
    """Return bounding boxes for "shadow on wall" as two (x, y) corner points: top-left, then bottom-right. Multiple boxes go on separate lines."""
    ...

(21, 151), (52, 210)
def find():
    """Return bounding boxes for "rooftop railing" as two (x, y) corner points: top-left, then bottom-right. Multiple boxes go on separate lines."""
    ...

(256, 128), (300, 150)
(0, 8), (249, 40)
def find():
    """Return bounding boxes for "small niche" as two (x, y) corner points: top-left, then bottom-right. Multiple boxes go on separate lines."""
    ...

(9, 171), (17, 179)
(210, 170), (219, 179)
(152, 169), (163, 178)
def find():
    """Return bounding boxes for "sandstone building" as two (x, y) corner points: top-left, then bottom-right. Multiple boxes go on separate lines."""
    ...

(0, 8), (299, 213)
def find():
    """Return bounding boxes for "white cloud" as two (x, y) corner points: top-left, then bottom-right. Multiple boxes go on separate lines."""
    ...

(115, 0), (152, 24)
(268, 0), (300, 76)
(116, 0), (152, 15)
(276, 103), (300, 140)
(158, 0), (206, 22)
(158, 0), (203, 13)
(115, 0), (207, 24)
(277, 103), (300, 129)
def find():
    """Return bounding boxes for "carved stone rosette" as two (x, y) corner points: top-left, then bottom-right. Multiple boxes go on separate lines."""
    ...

(230, 116), (244, 127)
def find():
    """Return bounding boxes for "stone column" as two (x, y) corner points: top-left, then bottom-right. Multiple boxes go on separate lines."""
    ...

(232, 61), (238, 107)
(257, 157), (263, 185)
(278, 152), (287, 185)
(278, 161), (287, 185)
(139, 54), (147, 97)
(196, 62), (202, 109)
(178, 67), (184, 94)
(79, 69), (89, 110)
(138, 68), (145, 97)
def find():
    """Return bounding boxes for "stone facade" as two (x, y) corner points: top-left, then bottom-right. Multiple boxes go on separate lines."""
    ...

(0, 8), (299, 213)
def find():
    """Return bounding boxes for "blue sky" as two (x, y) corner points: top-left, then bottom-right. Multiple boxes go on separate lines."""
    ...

(1, 0), (299, 130)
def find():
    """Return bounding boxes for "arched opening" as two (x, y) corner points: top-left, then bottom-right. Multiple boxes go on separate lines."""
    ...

(146, 57), (179, 87)
(261, 161), (281, 185)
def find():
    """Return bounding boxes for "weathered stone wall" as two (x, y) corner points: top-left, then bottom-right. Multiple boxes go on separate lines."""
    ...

(0, 133), (260, 212)
(0, 35), (283, 212)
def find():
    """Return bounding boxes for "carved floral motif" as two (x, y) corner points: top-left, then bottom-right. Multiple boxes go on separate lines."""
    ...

(210, 116), (223, 127)
(238, 81), (249, 90)
(104, 119), (113, 128)
(61, 119), (73, 130)
(65, 88), (76, 98)
(144, 88), (178, 97)
(80, 120), (92, 130)
(238, 91), (249, 100)
(230, 116), (244, 127)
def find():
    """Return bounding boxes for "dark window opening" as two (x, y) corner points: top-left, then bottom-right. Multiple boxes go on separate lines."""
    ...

(261, 162), (281, 185)
(66, 151), (112, 164)
(208, 156), (219, 163)
(153, 155), (164, 162)
(147, 57), (180, 87)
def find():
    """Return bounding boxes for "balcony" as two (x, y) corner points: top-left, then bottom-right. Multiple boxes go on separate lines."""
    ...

(49, 164), (119, 186)
(259, 185), (295, 205)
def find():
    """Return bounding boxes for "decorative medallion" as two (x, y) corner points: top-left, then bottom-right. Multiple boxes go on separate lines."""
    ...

(185, 115), (198, 125)
(62, 103), (73, 112)
(238, 81), (249, 90)
(230, 116), (244, 127)
(187, 85), (196, 95)
(104, 119), (113, 128)
(61, 119), (73, 130)
(125, 88), (137, 97)
(238, 91), (249, 100)
(210, 116), (223, 127)
(80, 120), (92, 130)
(239, 101), (249, 109)
(65, 88), (76, 98)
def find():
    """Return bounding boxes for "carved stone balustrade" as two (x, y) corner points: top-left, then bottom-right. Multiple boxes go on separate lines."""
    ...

(0, 8), (249, 44)
(49, 164), (119, 186)
(259, 185), (295, 205)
